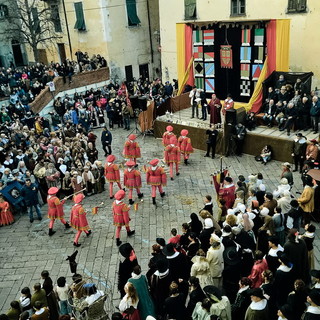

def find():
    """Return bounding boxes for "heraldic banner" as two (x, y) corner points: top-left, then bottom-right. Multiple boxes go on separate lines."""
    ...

(220, 45), (233, 69)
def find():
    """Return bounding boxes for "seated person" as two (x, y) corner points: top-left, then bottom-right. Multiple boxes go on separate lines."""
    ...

(84, 284), (104, 306)
(277, 86), (288, 102)
(275, 75), (286, 92)
(275, 101), (286, 129)
(262, 99), (276, 127)
(265, 87), (277, 104)
(260, 145), (272, 165)
(280, 102), (297, 135)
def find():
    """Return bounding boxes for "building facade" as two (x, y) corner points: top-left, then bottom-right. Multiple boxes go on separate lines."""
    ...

(159, 0), (320, 92)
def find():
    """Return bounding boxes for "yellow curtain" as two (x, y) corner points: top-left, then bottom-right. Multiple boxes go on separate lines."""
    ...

(176, 24), (186, 91)
(178, 57), (194, 95)
(247, 56), (269, 110)
(276, 19), (290, 72)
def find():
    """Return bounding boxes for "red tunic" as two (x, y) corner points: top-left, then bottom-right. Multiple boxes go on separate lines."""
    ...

(208, 98), (222, 124)
(164, 145), (181, 164)
(0, 201), (14, 225)
(47, 195), (65, 220)
(104, 163), (120, 182)
(146, 167), (167, 186)
(123, 141), (141, 159)
(162, 132), (176, 147)
(178, 136), (194, 155)
(218, 184), (236, 209)
(70, 204), (89, 231)
(123, 169), (142, 189)
(112, 201), (130, 227)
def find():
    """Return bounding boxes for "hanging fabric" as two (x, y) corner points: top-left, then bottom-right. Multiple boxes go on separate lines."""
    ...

(220, 45), (233, 69)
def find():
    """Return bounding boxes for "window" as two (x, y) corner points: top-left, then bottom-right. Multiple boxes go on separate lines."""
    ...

(31, 7), (41, 33)
(125, 65), (133, 82)
(74, 2), (86, 31)
(231, 0), (246, 16)
(126, 0), (140, 26)
(0, 4), (8, 18)
(287, 0), (307, 13)
(51, 4), (62, 33)
(185, 0), (197, 20)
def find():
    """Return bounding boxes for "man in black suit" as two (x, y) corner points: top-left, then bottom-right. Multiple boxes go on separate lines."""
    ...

(205, 125), (218, 159)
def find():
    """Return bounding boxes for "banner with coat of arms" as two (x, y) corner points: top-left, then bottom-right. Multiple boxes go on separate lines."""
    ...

(220, 45), (233, 69)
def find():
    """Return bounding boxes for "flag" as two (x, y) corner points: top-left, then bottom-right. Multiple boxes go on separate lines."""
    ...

(240, 80), (251, 97)
(194, 61), (204, 76)
(220, 45), (233, 69)
(252, 64), (263, 80)
(178, 56), (195, 95)
(254, 28), (264, 46)
(133, 203), (138, 211)
(241, 29), (251, 46)
(240, 64), (250, 79)
(195, 77), (204, 89)
(205, 78), (215, 93)
(204, 63), (215, 77)
(203, 30), (214, 45)
(193, 46), (203, 60)
(193, 30), (203, 45)
(254, 46), (264, 63)
(204, 45), (214, 61)
(240, 47), (252, 63)
(92, 207), (98, 215)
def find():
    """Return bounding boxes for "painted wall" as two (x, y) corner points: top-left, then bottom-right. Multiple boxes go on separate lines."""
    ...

(159, 0), (320, 88)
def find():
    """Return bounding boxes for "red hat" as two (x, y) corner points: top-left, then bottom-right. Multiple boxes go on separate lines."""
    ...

(115, 190), (126, 200)
(129, 134), (137, 140)
(125, 160), (135, 167)
(106, 155), (115, 162)
(181, 129), (188, 136)
(166, 125), (173, 132)
(150, 159), (159, 166)
(310, 139), (318, 143)
(48, 187), (59, 195)
(170, 136), (177, 145)
(74, 193), (84, 204)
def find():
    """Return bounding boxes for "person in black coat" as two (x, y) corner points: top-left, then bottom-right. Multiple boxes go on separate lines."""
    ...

(118, 243), (138, 298)
(286, 279), (307, 320)
(198, 218), (215, 253)
(100, 125), (112, 156)
(189, 213), (203, 236)
(164, 282), (186, 320)
(202, 195), (213, 215)
(231, 277), (252, 320)
(146, 244), (164, 286)
(179, 223), (191, 251)
(162, 243), (189, 282)
(41, 270), (59, 320)
(304, 290), (320, 320)
(205, 126), (219, 159)
(186, 276), (206, 317)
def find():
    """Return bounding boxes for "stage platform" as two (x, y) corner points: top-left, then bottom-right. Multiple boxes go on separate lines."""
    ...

(154, 107), (319, 162)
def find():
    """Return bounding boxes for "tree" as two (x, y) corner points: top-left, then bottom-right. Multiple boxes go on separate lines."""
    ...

(2, 0), (62, 62)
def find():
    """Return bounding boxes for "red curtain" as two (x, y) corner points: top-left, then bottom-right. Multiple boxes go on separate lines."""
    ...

(267, 19), (277, 75)
(185, 24), (194, 86)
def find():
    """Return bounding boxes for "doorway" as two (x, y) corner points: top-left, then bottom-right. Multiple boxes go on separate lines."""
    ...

(38, 49), (48, 65)
(58, 43), (66, 63)
(11, 40), (24, 66)
(139, 64), (149, 80)
(125, 65), (133, 82)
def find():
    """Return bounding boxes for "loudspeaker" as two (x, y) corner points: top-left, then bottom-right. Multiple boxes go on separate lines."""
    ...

(226, 109), (237, 125)
(236, 107), (247, 125)
(138, 97), (147, 111)
(129, 96), (139, 109)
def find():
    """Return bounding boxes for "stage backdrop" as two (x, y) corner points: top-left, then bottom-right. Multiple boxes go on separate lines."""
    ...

(177, 19), (290, 112)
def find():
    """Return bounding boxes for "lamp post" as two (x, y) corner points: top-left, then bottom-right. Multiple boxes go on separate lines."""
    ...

(61, 0), (72, 59)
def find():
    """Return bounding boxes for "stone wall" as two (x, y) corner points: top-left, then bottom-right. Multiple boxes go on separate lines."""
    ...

(31, 67), (110, 113)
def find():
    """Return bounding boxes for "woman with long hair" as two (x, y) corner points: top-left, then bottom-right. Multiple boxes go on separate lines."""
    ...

(119, 283), (140, 320)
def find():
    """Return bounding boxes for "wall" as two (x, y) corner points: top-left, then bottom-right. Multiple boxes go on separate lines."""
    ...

(159, 0), (320, 88)
(30, 67), (110, 113)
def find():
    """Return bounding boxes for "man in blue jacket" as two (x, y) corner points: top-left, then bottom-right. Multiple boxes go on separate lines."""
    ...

(101, 124), (113, 156)
(20, 178), (42, 223)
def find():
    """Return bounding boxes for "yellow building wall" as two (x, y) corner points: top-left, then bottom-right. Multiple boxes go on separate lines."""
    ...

(159, 0), (320, 88)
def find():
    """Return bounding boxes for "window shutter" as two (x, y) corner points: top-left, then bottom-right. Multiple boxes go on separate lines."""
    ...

(31, 7), (41, 33)
(126, 0), (141, 26)
(287, 0), (298, 12)
(185, 0), (196, 19)
(74, 2), (86, 31)
(297, 0), (307, 11)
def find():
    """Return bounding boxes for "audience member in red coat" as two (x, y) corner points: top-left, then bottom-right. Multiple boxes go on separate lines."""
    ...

(248, 250), (269, 288)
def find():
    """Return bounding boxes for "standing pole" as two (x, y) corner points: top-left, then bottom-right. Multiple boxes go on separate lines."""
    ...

(62, 0), (73, 59)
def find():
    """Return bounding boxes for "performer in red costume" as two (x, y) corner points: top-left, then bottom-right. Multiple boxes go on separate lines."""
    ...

(165, 136), (180, 180)
(162, 125), (176, 147)
(146, 159), (167, 205)
(208, 93), (222, 126)
(122, 134), (141, 164)
(218, 177), (236, 209)
(178, 129), (194, 165)
(112, 190), (135, 246)
(47, 187), (70, 236)
(70, 193), (91, 247)
(123, 160), (143, 205)
(104, 155), (122, 199)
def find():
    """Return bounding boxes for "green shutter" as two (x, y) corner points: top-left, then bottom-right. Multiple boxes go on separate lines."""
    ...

(126, 0), (141, 26)
(185, 0), (196, 19)
(31, 7), (41, 33)
(74, 2), (86, 31)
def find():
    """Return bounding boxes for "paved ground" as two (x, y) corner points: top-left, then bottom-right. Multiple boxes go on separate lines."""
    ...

(0, 122), (319, 314)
